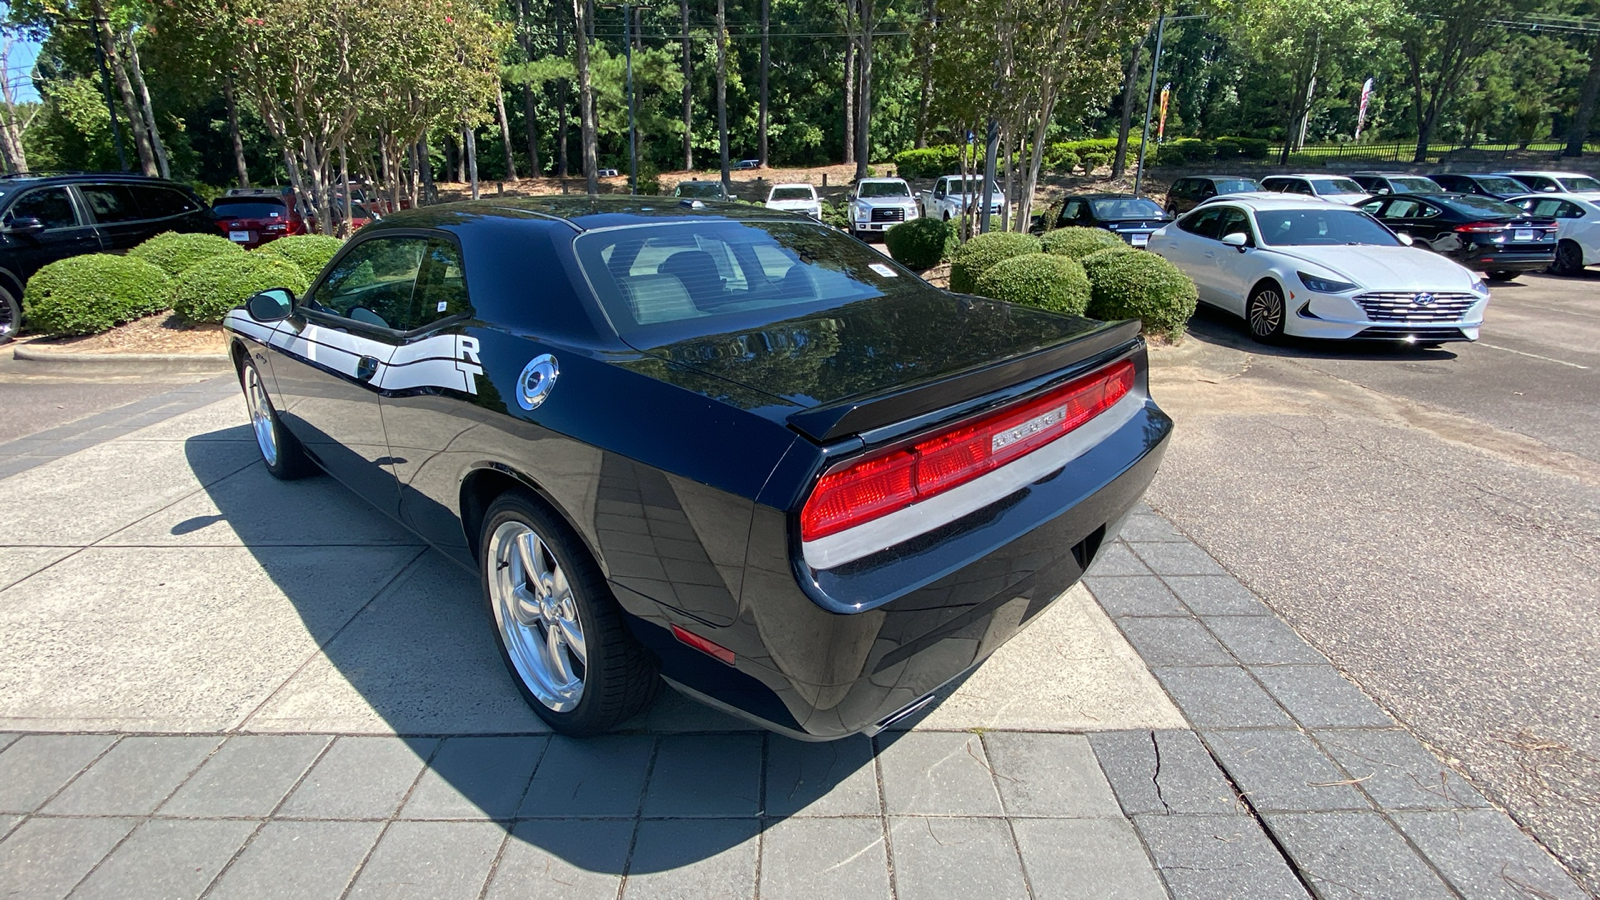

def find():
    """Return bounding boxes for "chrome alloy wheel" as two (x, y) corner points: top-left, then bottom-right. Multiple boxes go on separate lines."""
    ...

(243, 365), (279, 467)
(488, 521), (588, 711)
(1249, 288), (1284, 338)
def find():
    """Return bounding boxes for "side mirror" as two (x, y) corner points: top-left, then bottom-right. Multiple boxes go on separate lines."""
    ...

(1396, 233), (1414, 246)
(4, 216), (45, 236)
(1221, 232), (1249, 249)
(245, 288), (295, 322)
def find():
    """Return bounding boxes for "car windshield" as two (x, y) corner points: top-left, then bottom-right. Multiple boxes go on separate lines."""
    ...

(1091, 197), (1165, 218)
(675, 182), (725, 198)
(575, 220), (926, 341)
(770, 187), (814, 201)
(1392, 177), (1443, 193)
(1315, 179), (1366, 195)
(1476, 177), (1528, 193)
(1254, 209), (1403, 247)
(212, 199), (285, 219)
(858, 182), (911, 198)
(1563, 176), (1600, 192)
(1438, 195), (1525, 217)
(1215, 179), (1261, 193)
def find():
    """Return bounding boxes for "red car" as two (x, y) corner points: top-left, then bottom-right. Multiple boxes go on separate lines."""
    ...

(212, 188), (310, 249)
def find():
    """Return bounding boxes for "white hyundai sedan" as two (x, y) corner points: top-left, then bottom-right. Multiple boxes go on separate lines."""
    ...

(1148, 196), (1490, 344)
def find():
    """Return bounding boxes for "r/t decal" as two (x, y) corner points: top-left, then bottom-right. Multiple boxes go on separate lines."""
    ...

(455, 336), (484, 395)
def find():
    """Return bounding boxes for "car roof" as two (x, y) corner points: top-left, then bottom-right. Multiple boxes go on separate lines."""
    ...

(0, 172), (190, 190)
(858, 177), (909, 184)
(1264, 173), (1355, 181)
(367, 196), (810, 234)
(1069, 192), (1143, 199)
(1507, 191), (1597, 203)
(1184, 174), (1259, 181)
(1194, 195), (1366, 212)
(769, 183), (815, 190)
(1496, 170), (1589, 177)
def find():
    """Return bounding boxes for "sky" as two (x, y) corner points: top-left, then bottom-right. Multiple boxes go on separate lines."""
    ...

(4, 37), (39, 104)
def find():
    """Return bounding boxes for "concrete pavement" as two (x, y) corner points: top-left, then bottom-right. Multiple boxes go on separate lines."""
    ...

(0, 376), (1587, 898)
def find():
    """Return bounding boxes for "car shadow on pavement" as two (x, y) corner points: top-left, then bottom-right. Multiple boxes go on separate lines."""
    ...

(184, 430), (886, 874)
(1184, 305), (1465, 362)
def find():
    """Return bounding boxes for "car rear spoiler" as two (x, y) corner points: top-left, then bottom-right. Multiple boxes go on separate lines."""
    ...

(786, 318), (1144, 444)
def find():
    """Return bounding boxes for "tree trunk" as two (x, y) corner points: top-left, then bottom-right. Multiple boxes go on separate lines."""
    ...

(717, 0), (730, 191)
(843, 0), (856, 166)
(1566, 35), (1600, 157)
(0, 40), (29, 173)
(575, 0), (598, 193)
(523, 87), (542, 175)
(681, 0), (693, 169)
(1111, 35), (1144, 179)
(557, 9), (570, 177)
(418, 137), (437, 204)
(465, 124), (480, 199)
(759, 0), (769, 166)
(124, 31), (169, 179)
(223, 74), (250, 186)
(88, 0), (158, 176)
(339, 142), (352, 237)
(914, 0), (935, 149)
(854, 0), (874, 181)
(496, 89), (518, 180)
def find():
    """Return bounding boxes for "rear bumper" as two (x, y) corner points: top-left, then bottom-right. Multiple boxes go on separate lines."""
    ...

(621, 379), (1172, 740)
(1451, 246), (1555, 272)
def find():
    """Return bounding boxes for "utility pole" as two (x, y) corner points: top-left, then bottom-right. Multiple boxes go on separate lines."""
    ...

(1133, 10), (1166, 198)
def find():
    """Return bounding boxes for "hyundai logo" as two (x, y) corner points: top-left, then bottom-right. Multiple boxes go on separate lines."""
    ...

(1413, 292), (1437, 306)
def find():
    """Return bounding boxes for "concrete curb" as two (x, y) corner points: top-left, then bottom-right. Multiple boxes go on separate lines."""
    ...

(11, 343), (232, 375)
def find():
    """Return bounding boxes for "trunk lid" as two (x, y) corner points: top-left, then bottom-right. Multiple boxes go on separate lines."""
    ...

(631, 292), (1140, 443)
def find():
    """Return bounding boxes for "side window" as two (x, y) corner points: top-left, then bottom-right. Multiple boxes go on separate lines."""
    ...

(1360, 199), (1386, 215)
(1530, 177), (1556, 192)
(1178, 208), (1223, 239)
(1171, 180), (1193, 199)
(1417, 203), (1443, 218)
(1293, 181), (1315, 195)
(308, 236), (427, 328)
(8, 188), (79, 229)
(1559, 201), (1585, 219)
(78, 185), (143, 223)
(1200, 182), (1218, 198)
(1216, 208), (1254, 243)
(1383, 200), (1420, 219)
(1062, 199), (1084, 221)
(934, 181), (946, 198)
(396, 238), (472, 332)
(131, 186), (199, 219)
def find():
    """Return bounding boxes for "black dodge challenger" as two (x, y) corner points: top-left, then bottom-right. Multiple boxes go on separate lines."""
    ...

(224, 198), (1172, 740)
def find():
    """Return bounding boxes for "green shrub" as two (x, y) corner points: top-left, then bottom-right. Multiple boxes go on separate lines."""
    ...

(1045, 147), (1080, 174)
(893, 146), (961, 178)
(1212, 139), (1243, 160)
(821, 198), (851, 231)
(1154, 144), (1186, 167)
(257, 234), (344, 281)
(1041, 226), (1127, 260)
(1080, 246), (1135, 270)
(22, 254), (173, 336)
(172, 254), (309, 325)
(884, 217), (959, 269)
(973, 253), (1090, 316)
(128, 231), (243, 277)
(949, 231), (1042, 293)
(1081, 249), (1198, 341)
(1172, 138), (1217, 163)
(1234, 137), (1271, 160)
(1080, 151), (1111, 173)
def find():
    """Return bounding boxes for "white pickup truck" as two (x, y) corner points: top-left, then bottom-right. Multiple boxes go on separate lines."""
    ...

(918, 175), (1008, 222)
(848, 178), (921, 238)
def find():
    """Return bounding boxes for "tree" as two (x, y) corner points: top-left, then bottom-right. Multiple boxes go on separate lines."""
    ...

(1385, 0), (1530, 162)
(716, 0), (728, 188)
(574, 0), (598, 190)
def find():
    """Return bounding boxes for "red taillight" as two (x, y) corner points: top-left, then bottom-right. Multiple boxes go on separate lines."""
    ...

(671, 624), (735, 665)
(1454, 222), (1505, 233)
(799, 359), (1136, 541)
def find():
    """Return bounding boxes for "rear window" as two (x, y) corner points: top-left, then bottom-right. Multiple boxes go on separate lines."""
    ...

(674, 182), (723, 198)
(1314, 178), (1365, 195)
(1476, 177), (1528, 194)
(1438, 195), (1524, 217)
(1091, 197), (1164, 218)
(1392, 177), (1443, 193)
(575, 221), (925, 340)
(1214, 179), (1261, 194)
(213, 199), (287, 219)
(770, 187), (814, 201)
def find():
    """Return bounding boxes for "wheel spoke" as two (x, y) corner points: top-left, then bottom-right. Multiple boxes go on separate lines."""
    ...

(556, 615), (587, 667)
(514, 532), (543, 593)
(544, 622), (576, 685)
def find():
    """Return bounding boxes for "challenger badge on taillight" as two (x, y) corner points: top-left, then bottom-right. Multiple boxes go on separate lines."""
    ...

(800, 359), (1136, 542)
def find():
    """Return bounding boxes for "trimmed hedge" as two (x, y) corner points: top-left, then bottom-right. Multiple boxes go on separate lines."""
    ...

(1081, 250), (1198, 342)
(1080, 246), (1136, 269)
(1081, 151), (1111, 173)
(1042, 226), (1127, 260)
(257, 234), (344, 282)
(884, 217), (959, 269)
(128, 231), (243, 276)
(949, 231), (1042, 294)
(1044, 147), (1080, 174)
(22, 255), (173, 336)
(173, 254), (309, 325)
(973, 253), (1090, 316)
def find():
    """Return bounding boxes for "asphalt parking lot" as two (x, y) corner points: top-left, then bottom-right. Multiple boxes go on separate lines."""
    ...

(1148, 269), (1600, 895)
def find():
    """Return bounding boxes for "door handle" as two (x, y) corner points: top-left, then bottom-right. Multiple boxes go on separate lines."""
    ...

(356, 356), (379, 383)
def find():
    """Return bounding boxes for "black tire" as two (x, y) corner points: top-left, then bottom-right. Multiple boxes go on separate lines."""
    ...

(1486, 270), (1519, 282)
(480, 490), (660, 736)
(1246, 282), (1288, 343)
(1551, 240), (1585, 276)
(0, 285), (19, 345)
(238, 357), (315, 480)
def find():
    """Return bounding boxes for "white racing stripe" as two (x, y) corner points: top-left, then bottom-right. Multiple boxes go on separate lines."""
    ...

(801, 390), (1145, 571)
(228, 313), (487, 395)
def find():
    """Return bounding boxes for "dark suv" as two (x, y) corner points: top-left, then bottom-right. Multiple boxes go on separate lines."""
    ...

(1163, 176), (1262, 215)
(0, 173), (214, 343)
